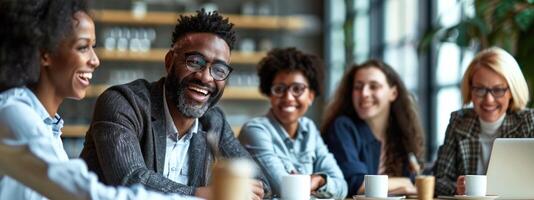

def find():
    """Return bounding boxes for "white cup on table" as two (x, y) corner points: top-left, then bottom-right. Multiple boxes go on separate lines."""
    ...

(365, 175), (388, 198)
(465, 175), (487, 197)
(281, 174), (310, 200)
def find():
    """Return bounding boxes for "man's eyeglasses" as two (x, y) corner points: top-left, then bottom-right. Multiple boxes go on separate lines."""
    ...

(471, 86), (509, 98)
(271, 83), (308, 97)
(185, 54), (233, 81)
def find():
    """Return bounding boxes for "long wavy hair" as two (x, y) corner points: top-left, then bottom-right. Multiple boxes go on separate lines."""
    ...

(321, 59), (424, 176)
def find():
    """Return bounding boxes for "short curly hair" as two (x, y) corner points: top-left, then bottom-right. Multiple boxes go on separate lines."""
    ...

(257, 47), (324, 97)
(171, 9), (237, 50)
(0, 0), (88, 92)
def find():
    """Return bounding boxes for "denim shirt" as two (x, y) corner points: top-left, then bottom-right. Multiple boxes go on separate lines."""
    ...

(0, 87), (199, 200)
(239, 111), (348, 198)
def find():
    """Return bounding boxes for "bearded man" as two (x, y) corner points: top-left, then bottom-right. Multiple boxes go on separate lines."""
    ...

(80, 9), (269, 200)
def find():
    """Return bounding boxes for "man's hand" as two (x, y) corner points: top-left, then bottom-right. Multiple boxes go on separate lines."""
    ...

(456, 175), (465, 195)
(250, 179), (264, 200)
(195, 186), (212, 200)
(310, 174), (326, 192)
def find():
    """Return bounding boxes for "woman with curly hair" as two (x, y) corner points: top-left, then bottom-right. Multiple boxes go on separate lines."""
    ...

(321, 59), (424, 197)
(238, 47), (348, 199)
(0, 0), (197, 199)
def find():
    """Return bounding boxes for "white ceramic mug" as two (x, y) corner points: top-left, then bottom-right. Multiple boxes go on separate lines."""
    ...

(281, 174), (310, 200)
(465, 175), (487, 197)
(365, 175), (388, 198)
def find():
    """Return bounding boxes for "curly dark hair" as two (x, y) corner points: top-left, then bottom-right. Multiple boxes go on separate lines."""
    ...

(171, 9), (236, 50)
(0, 0), (88, 92)
(321, 59), (424, 176)
(257, 47), (323, 97)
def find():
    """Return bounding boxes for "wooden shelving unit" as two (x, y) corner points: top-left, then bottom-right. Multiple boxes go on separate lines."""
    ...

(92, 9), (307, 30)
(95, 48), (266, 64)
(86, 84), (265, 100)
(62, 125), (242, 137)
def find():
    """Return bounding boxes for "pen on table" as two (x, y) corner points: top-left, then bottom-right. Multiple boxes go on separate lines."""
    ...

(408, 152), (421, 176)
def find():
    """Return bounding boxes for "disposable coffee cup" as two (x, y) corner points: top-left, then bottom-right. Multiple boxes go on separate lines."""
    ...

(212, 159), (255, 200)
(415, 175), (435, 200)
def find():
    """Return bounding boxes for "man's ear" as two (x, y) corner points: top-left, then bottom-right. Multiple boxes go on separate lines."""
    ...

(165, 50), (173, 74)
(40, 51), (51, 68)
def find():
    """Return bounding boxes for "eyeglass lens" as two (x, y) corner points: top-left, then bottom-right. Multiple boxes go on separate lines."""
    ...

(185, 54), (232, 80)
(472, 86), (508, 97)
(271, 83), (308, 97)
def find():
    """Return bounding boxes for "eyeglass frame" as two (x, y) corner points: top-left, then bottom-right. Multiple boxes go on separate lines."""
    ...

(270, 83), (309, 98)
(171, 50), (233, 81)
(471, 86), (509, 98)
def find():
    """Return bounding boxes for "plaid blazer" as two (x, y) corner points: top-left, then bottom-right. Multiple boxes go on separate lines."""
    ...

(434, 108), (534, 196)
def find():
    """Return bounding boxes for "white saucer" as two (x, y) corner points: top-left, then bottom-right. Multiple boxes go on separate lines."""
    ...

(452, 195), (499, 200)
(353, 195), (405, 200)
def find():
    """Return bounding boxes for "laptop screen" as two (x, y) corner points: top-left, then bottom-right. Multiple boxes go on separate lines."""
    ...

(486, 138), (534, 199)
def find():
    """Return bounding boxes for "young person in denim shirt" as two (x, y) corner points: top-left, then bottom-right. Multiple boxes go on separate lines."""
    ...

(239, 47), (348, 199)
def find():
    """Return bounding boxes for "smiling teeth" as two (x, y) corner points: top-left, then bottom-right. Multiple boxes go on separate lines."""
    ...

(78, 72), (92, 80)
(360, 102), (373, 107)
(282, 106), (296, 112)
(190, 86), (208, 95)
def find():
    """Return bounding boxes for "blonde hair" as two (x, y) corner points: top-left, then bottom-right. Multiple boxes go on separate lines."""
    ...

(460, 47), (530, 111)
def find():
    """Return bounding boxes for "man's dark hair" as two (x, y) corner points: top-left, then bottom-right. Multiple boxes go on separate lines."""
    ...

(0, 0), (88, 92)
(171, 9), (237, 50)
(257, 47), (324, 97)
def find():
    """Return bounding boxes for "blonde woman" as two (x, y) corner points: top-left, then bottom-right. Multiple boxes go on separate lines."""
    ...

(434, 47), (533, 196)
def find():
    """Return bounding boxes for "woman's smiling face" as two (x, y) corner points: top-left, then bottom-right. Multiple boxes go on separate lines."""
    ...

(43, 11), (99, 100)
(470, 66), (511, 122)
(269, 71), (314, 128)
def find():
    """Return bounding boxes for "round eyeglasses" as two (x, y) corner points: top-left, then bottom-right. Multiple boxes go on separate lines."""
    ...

(185, 54), (233, 81)
(271, 83), (308, 97)
(471, 86), (509, 98)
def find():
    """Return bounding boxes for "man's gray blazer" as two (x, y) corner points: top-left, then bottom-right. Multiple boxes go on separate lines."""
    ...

(80, 78), (270, 196)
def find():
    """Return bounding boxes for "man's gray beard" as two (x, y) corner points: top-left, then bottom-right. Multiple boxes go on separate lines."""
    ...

(175, 85), (209, 118)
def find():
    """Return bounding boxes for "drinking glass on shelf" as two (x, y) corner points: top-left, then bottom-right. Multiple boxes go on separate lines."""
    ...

(139, 28), (151, 53)
(201, 2), (218, 13)
(257, 2), (272, 15)
(131, 0), (147, 19)
(104, 28), (119, 51)
(241, 1), (255, 15)
(129, 29), (141, 52)
(258, 38), (273, 52)
(116, 28), (130, 52)
(239, 38), (255, 54)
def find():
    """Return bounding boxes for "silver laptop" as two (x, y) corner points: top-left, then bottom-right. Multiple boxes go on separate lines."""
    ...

(487, 138), (534, 199)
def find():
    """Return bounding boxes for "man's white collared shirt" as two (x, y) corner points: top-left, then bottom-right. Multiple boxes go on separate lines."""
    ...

(162, 88), (198, 184)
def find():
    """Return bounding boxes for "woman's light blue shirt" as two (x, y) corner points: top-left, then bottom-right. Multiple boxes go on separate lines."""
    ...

(238, 111), (348, 199)
(0, 87), (198, 200)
